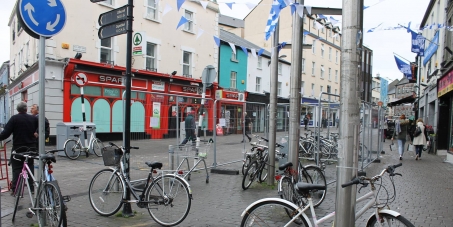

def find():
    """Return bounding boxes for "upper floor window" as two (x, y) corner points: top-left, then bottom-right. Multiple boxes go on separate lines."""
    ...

(146, 42), (156, 71)
(336, 50), (339, 63)
(146, 0), (158, 20)
(257, 56), (262, 69)
(312, 40), (316, 54)
(184, 10), (193, 32)
(302, 58), (305, 73)
(320, 85), (323, 93)
(301, 81), (305, 95)
(321, 44), (324, 58)
(311, 62), (315, 75)
(278, 62), (282, 74)
(278, 82), (282, 95)
(328, 68), (331, 80)
(327, 85), (331, 94)
(329, 47), (332, 61)
(231, 50), (237, 61)
(230, 71), (237, 88)
(320, 65), (324, 78)
(183, 51), (192, 77)
(256, 77), (261, 92)
(311, 83), (315, 96)
(335, 70), (338, 82)
(17, 21), (22, 33)
(100, 38), (112, 63)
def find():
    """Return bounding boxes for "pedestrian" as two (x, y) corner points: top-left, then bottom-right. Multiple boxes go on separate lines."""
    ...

(303, 115), (309, 130)
(180, 111), (196, 146)
(412, 118), (429, 160)
(0, 102), (38, 195)
(335, 116), (339, 128)
(391, 114), (410, 160)
(30, 104), (50, 148)
(241, 112), (252, 143)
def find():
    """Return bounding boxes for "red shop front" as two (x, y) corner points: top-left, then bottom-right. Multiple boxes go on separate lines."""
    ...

(215, 89), (247, 135)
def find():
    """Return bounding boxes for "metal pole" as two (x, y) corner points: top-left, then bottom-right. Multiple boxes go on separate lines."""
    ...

(80, 87), (88, 153)
(335, 0), (361, 225)
(267, 22), (279, 186)
(122, 0), (134, 217)
(38, 35), (46, 226)
(417, 56), (421, 118)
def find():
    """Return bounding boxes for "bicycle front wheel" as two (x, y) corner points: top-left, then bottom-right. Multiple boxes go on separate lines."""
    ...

(242, 161), (258, 190)
(12, 176), (24, 223)
(145, 175), (191, 226)
(299, 165), (327, 208)
(89, 169), (125, 216)
(241, 200), (309, 227)
(366, 213), (415, 227)
(36, 181), (64, 227)
(91, 138), (104, 157)
(258, 153), (269, 182)
(64, 139), (81, 160)
(242, 155), (252, 175)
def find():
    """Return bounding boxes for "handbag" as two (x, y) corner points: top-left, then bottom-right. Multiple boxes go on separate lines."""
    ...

(413, 126), (422, 137)
(390, 142), (396, 151)
(407, 144), (415, 152)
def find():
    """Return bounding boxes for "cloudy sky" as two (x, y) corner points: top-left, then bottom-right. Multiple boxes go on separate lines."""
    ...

(1, 0), (430, 82)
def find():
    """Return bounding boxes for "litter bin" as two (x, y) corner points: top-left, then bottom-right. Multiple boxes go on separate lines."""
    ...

(56, 122), (96, 157)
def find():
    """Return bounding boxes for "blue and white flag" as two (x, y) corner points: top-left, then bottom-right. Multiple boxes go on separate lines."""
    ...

(394, 55), (412, 80)
(264, 0), (289, 40)
(329, 16), (339, 25)
(411, 31), (425, 56)
(423, 30), (439, 66)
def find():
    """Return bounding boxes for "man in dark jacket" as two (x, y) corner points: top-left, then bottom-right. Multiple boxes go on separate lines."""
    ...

(303, 116), (309, 130)
(30, 104), (50, 148)
(0, 102), (38, 194)
(181, 111), (196, 145)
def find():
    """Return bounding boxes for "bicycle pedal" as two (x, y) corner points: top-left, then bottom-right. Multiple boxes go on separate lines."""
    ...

(26, 211), (34, 218)
(63, 195), (71, 202)
(86, 152), (89, 158)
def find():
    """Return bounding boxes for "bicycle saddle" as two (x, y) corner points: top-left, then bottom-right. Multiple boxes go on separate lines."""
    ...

(145, 162), (163, 169)
(278, 162), (293, 171)
(295, 182), (326, 194)
(40, 154), (56, 163)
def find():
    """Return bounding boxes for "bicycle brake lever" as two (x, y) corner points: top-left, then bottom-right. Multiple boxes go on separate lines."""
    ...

(358, 184), (366, 193)
(391, 173), (402, 177)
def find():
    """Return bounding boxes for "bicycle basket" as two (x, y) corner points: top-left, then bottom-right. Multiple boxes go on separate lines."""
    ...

(102, 147), (123, 166)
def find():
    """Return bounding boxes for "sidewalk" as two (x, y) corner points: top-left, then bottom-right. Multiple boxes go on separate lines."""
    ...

(1, 130), (452, 227)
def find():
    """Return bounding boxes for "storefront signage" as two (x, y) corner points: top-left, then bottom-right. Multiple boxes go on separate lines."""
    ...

(182, 86), (202, 94)
(428, 88), (437, 103)
(226, 93), (238, 99)
(438, 70), (453, 97)
(132, 31), (146, 56)
(152, 81), (165, 91)
(99, 75), (123, 84)
(73, 45), (86, 53)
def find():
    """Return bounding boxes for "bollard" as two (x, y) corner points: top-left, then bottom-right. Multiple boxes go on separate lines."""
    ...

(168, 145), (174, 170)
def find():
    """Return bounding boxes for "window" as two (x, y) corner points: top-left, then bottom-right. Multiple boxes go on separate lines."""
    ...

(146, 42), (156, 71)
(100, 38), (112, 63)
(230, 71), (237, 88)
(335, 89), (337, 95)
(335, 70), (338, 82)
(321, 27), (325, 33)
(301, 81), (305, 95)
(182, 51), (192, 77)
(146, 0), (158, 20)
(329, 47), (332, 61)
(21, 90), (27, 102)
(278, 82), (282, 95)
(278, 62), (282, 74)
(257, 56), (262, 69)
(336, 50), (338, 63)
(311, 62), (315, 75)
(320, 85), (323, 92)
(12, 22), (15, 42)
(328, 68), (331, 80)
(320, 65), (324, 78)
(184, 10), (193, 32)
(17, 20), (22, 32)
(311, 83), (315, 96)
(321, 44), (324, 58)
(231, 51), (237, 61)
(312, 40), (316, 54)
(302, 58), (305, 73)
(312, 20), (317, 28)
(256, 77), (261, 92)
(329, 30), (332, 37)
(327, 85), (331, 94)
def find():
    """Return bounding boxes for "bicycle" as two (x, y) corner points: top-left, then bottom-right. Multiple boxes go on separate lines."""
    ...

(173, 138), (213, 183)
(423, 133), (434, 153)
(242, 134), (266, 175)
(10, 147), (67, 226)
(63, 125), (104, 160)
(240, 163), (415, 227)
(88, 142), (192, 226)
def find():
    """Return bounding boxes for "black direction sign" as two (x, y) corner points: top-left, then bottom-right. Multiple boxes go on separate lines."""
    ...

(98, 20), (128, 39)
(98, 5), (129, 26)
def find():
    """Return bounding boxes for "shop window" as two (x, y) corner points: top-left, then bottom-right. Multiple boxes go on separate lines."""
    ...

(100, 38), (112, 63)
(184, 10), (193, 32)
(146, 42), (157, 71)
(131, 91), (145, 100)
(230, 71), (237, 88)
(146, 0), (158, 20)
(182, 51), (192, 77)
(104, 87), (120, 97)
(71, 85), (101, 96)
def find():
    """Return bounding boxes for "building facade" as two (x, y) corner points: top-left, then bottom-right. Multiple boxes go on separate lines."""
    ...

(0, 61), (10, 126)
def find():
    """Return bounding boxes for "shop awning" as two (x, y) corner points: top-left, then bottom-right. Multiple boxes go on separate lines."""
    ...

(387, 95), (415, 107)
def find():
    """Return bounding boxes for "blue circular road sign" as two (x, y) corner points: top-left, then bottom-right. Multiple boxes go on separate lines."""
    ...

(19, 0), (67, 37)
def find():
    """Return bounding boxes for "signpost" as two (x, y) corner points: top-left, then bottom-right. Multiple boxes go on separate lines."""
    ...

(73, 73), (89, 152)
(98, 20), (129, 39)
(98, 5), (129, 26)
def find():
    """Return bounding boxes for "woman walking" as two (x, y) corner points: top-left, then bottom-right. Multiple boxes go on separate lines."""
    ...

(392, 114), (410, 160)
(413, 118), (429, 160)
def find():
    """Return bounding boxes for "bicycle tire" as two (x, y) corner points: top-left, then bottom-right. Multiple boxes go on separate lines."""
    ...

(60, 208), (68, 227)
(258, 152), (269, 182)
(242, 155), (252, 175)
(91, 138), (104, 157)
(145, 175), (191, 226)
(299, 164), (327, 208)
(36, 181), (64, 227)
(366, 213), (415, 227)
(240, 199), (309, 227)
(64, 139), (81, 160)
(89, 169), (125, 216)
(242, 161), (258, 190)
(11, 176), (24, 223)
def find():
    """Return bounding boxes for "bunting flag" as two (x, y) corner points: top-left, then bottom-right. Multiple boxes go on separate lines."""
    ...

(291, 3), (297, 15)
(225, 2), (234, 10)
(303, 30), (309, 36)
(245, 2), (257, 10)
(277, 42), (287, 53)
(296, 4), (304, 18)
(314, 21), (324, 30)
(394, 55), (413, 80)
(240, 46), (248, 57)
(200, 1), (209, 10)
(177, 0), (185, 11)
(213, 36), (220, 47)
(162, 4), (172, 17)
(411, 31), (425, 56)
(330, 16), (339, 25)
(176, 16), (189, 30)
(228, 42), (236, 54)
(318, 14), (327, 20)
(257, 48), (264, 56)
(363, 6), (370, 10)
(196, 28), (204, 40)
(305, 5), (311, 15)
(251, 48), (257, 58)
(367, 23), (383, 33)
(264, 0), (289, 40)
(406, 21), (412, 33)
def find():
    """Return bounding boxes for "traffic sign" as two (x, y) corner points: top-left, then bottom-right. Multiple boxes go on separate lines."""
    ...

(98, 20), (129, 39)
(98, 5), (130, 26)
(201, 65), (217, 85)
(19, 0), (67, 37)
(74, 73), (88, 87)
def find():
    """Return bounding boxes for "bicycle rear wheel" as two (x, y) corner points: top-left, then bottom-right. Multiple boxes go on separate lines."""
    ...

(12, 176), (24, 223)
(145, 175), (191, 226)
(366, 213), (415, 227)
(242, 161), (258, 190)
(64, 139), (81, 160)
(89, 169), (125, 216)
(91, 138), (104, 157)
(242, 155), (252, 175)
(240, 199), (309, 227)
(299, 165), (327, 208)
(36, 181), (64, 227)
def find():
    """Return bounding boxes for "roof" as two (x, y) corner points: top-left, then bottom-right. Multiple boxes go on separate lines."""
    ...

(420, 0), (437, 28)
(219, 14), (244, 28)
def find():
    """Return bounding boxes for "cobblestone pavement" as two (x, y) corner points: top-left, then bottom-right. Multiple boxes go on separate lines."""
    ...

(1, 129), (452, 227)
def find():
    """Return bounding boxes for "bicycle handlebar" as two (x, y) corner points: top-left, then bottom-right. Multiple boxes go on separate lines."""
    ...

(46, 149), (65, 154)
(341, 163), (403, 188)
(108, 142), (139, 150)
(259, 137), (284, 148)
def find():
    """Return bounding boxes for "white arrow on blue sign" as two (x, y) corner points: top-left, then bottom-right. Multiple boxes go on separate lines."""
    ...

(19, 0), (67, 37)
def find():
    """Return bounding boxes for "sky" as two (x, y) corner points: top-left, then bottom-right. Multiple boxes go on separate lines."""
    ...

(0, 0), (430, 83)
